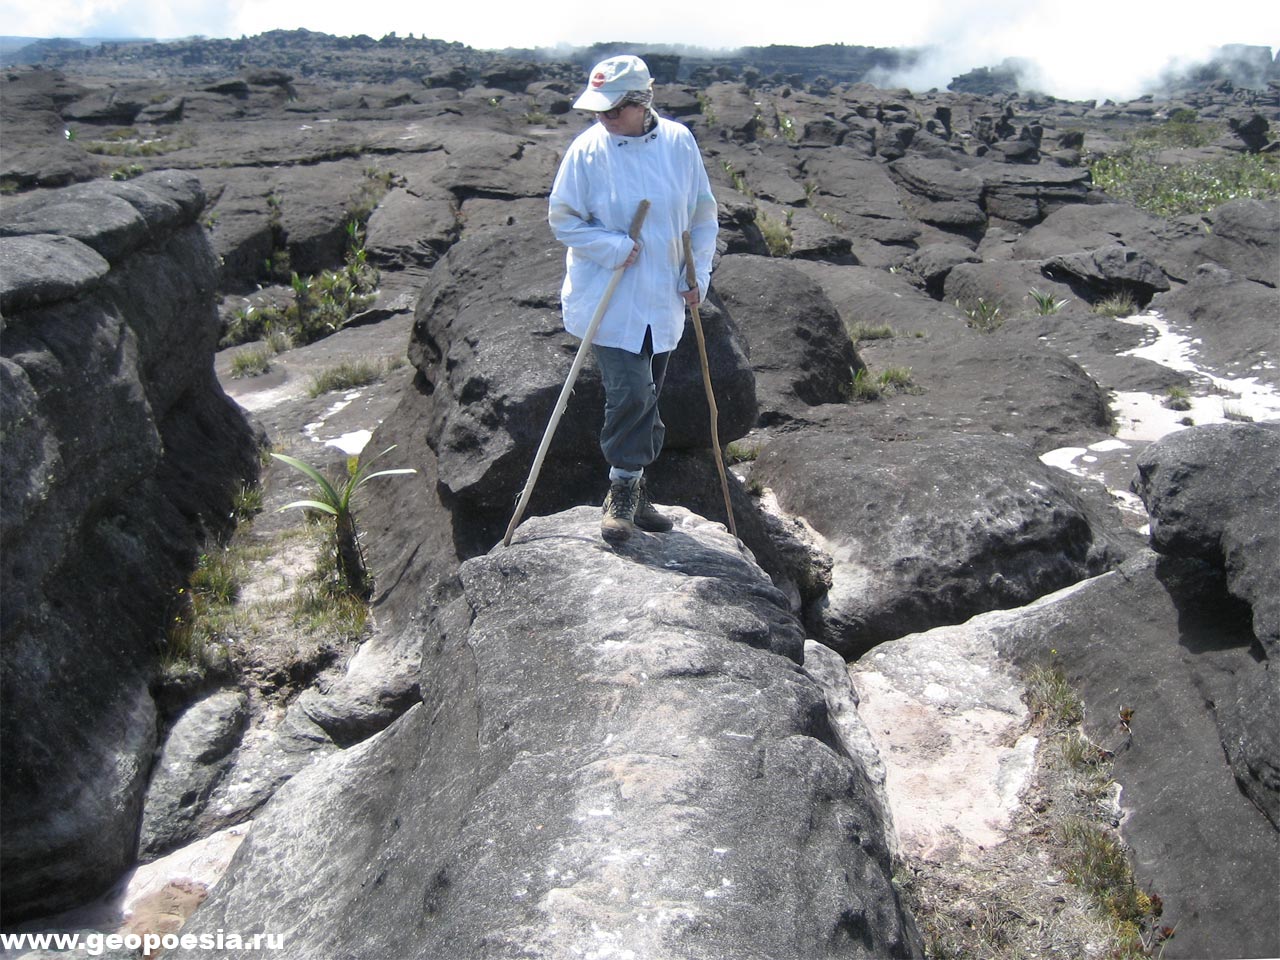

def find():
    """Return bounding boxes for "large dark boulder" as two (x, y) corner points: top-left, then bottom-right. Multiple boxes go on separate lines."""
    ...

(0, 173), (260, 921)
(1193, 198), (1279, 287)
(1042, 243), (1171, 303)
(1134, 424), (1280, 646)
(712, 254), (861, 423)
(755, 429), (1129, 657)
(174, 507), (922, 960)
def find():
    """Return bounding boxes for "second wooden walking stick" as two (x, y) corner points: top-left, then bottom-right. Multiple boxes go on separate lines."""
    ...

(502, 199), (650, 547)
(682, 231), (737, 539)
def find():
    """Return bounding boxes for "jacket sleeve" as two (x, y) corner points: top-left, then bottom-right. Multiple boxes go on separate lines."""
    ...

(685, 138), (718, 300)
(548, 145), (635, 270)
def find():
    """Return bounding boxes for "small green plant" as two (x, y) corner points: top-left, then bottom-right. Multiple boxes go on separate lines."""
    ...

(1164, 386), (1192, 411)
(725, 441), (760, 464)
(1093, 291), (1137, 318)
(230, 346), (273, 378)
(775, 110), (797, 142)
(722, 160), (751, 196)
(958, 297), (1004, 332)
(272, 445), (417, 600)
(109, 163), (145, 181)
(1028, 288), (1070, 315)
(232, 480), (264, 521)
(846, 367), (881, 401)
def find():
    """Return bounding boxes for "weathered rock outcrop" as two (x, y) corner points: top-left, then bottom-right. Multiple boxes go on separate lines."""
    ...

(175, 507), (922, 959)
(1133, 422), (1280, 828)
(0, 173), (260, 921)
(754, 430), (1131, 657)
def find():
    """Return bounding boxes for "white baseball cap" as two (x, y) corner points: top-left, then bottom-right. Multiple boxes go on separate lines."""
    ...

(572, 55), (653, 112)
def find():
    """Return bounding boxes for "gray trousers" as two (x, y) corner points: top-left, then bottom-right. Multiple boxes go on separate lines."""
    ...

(592, 328), (670, 473)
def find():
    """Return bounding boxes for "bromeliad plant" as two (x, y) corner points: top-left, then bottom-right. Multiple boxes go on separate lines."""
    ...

(271, 445), (416, 600)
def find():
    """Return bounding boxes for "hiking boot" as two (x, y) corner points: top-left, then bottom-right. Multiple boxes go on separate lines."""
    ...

(633, 479), (673, 532)
(601, 477), (640, 543)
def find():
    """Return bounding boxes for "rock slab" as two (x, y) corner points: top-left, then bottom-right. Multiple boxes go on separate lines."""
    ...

(176, 507), (921, 959)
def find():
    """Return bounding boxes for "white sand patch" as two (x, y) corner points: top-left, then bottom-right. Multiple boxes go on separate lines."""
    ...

(1112, 310), (1280, 440)
(325, 429), (373, 455)
(1041, 310), (1279, 506)
(232, 380), (306, 413)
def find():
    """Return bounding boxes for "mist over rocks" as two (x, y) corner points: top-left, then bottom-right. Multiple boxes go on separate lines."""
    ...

(1, 27), (1277, 959)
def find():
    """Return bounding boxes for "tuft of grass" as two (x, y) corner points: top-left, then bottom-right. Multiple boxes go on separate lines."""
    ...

(109, 163), (145, 181)
(1055, 820), (1169, 957)
(1222, 401), (1254, 422)
(757, 210), (793, 257)
(230, 346), (273, 378)
(1025, 664), (1083, 728)
(1164, 386), (1192, 411)
(162, 549), (244, 671)
(850, 323), (895, 341)
(306, 359), (384, 397)
(877, 366), (917, 396)
(721, 160), (751, 197)
(725, 440), (760, 464)
(1093, 291), (1137, 318)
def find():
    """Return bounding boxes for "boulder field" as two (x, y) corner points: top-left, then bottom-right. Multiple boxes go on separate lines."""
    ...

(1, 31), (1277, 959)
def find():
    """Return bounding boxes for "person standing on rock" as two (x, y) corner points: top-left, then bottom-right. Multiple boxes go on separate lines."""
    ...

(548, 54), (718, 544)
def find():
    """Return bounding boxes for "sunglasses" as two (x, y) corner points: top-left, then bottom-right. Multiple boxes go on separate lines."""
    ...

(598, 103), (640, 120)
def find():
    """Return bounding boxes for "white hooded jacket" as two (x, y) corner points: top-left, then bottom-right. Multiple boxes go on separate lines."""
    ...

(548, 114), (718, 354)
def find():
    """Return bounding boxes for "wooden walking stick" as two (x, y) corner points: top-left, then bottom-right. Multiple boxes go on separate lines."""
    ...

(682, 231), (737, 539)
(502, 199), (650, 547)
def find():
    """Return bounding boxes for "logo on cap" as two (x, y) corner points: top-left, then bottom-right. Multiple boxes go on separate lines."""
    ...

(591, 72), (606, 88)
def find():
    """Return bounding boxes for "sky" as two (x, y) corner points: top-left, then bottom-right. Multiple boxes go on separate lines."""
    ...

(1, 0), (1276, 101)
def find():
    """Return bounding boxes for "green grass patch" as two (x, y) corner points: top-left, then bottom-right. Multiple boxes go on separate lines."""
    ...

(1089, 149), (1280, 218)
(757, 210), (793, 257)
